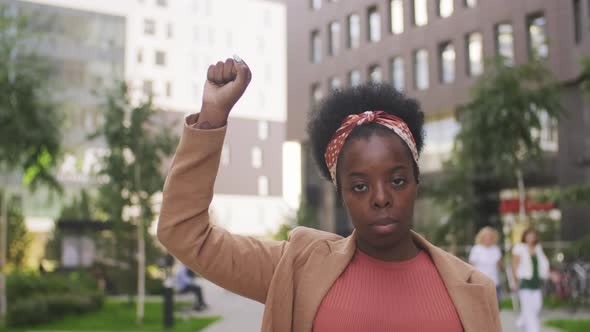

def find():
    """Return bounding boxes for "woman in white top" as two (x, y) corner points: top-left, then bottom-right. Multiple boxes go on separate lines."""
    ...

(511, 227), (549, 332)
(469, 227), (503, 304)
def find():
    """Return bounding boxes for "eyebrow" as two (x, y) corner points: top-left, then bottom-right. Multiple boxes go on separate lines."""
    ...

(347, 165), (408, 177)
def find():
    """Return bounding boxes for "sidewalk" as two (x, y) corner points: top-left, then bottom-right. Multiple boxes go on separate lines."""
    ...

(180, 280), (590, 331)
(501, 308), (590, 332)
(185, 279), (264, 332)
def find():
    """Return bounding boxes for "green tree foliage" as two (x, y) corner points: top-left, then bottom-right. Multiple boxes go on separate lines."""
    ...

(429, 57), (562, 245)
(0, 193), (31, 269)
(273, 200), (317, 241)
(0, 5), (61, 190)
(91, 82), (177, 296)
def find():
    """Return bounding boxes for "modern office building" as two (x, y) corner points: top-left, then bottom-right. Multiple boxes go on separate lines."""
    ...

(286, 0), (590, 240)
(6, 0), (289, 238)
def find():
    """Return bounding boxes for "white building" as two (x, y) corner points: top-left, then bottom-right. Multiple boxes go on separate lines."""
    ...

(20, 0), (295, 237)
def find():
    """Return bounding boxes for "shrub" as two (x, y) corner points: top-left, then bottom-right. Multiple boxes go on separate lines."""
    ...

(6, 271), (104, 327)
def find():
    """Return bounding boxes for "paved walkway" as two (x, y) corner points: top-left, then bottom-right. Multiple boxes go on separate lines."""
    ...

(180, 279), (264, 331)
(182, 281), (590, 331)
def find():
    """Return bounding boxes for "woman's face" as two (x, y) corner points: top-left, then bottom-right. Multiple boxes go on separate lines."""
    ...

(483, 232), (496, 246)
(338, 132), (417, 251)
(525, 231), (537, 245)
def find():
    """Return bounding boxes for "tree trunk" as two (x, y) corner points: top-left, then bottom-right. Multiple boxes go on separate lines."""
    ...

(135, 164), (145, 325)
(516, 168), (526, 223)
(137, 216), (145, 325)
(0, 190), (7, 327)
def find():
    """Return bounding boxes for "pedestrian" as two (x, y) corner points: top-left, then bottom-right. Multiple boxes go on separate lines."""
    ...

(469, 226), (503, 304)
(512, 227), (550, 332)
(176, 264), (208, 311)
(157, 56), (500, 331)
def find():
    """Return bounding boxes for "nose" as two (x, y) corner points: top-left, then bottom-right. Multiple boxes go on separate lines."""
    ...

(371, 182), (392, 209)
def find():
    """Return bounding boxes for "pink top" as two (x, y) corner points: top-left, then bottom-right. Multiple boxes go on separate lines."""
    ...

(313, 250), (463, 332)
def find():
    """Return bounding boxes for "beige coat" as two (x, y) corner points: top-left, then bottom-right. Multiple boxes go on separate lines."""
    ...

(157, 119), (502, 332)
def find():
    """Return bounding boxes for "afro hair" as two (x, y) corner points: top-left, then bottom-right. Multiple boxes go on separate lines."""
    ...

(307, 83), (425, 183)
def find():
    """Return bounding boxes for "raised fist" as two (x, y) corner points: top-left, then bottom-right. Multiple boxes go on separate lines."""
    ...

(201, 56), (252, 120)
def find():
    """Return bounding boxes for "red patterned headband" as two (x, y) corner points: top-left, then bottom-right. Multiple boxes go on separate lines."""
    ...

(324, 110), (419, 185)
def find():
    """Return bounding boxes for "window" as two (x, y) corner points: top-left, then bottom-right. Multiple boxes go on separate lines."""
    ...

(466, 32), (483, 76)
(495, 23), (514, 65)
(157, 0), (167, 7)
(348, 14), (360, 49)
(167, 22), (173, 39)
(413, 0), (428, 26)
(527, 13), (548, 59)
(311, 0), (322, 10)
(221, 144), (230, 166)
(142, 80), (153, 96)
(414, 49), (429, 90)
(574, 0), (582, 44)
(421, 117), (460, 172)
(329, 21), (341, 56)
(464, 0), (477, 8)
(530, 105), (558, 152)
(251, 147), (263, 168)
(369, 64), (383, 83)
(439, 42), (455, 83)
(368, 6), (381, 43)
(390, 56), (405, 91)
(258, 176), (269, 196)
(165, 82), (172, 97)
(311, 30), (322, 63)
(144, 19), (155, 35)
(390, 0), (404, 34)
(438, 0), (453, 18)
(329, 77), (342, 91)
(349, 70), (361, 87)
(311, 83), (323, 109)
(258, 121), (269, 140)
(155, 50), (166, 66)
(137, 49), (143, 63)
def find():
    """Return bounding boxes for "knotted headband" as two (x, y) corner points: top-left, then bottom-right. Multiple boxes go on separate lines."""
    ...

(324, 111), (419, 185)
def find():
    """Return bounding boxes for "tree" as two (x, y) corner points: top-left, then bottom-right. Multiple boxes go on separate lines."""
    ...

(92, 82), (177, 324)
(0, 193), (30, 270)
(431, 57), (563, 245)
(0, 6), (61, 325)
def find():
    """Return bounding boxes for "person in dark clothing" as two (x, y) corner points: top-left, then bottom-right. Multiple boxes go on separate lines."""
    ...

(176, 264), (208, 311)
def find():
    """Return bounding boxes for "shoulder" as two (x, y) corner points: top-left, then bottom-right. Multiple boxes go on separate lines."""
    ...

(286, 226), (346, 266)
(288, 226), (343, 248)
(470, 245), (482, 254)
(512, 243), (525, 255)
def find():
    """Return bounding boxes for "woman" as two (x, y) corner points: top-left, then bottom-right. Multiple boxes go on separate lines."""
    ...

(512, 227), (549, 332)
(157, 57), (500, 331)
(469, 227), (503, 303)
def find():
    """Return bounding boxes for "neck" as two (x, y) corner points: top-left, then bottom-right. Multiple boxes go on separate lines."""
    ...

(357, 232), (420, 262)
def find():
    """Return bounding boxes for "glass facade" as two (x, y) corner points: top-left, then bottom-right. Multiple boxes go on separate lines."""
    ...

(496, 23), (514, 65)
(414, 49), (429, 90)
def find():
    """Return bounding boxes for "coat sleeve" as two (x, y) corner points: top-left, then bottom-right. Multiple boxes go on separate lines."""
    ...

(157, 115), (289, 304)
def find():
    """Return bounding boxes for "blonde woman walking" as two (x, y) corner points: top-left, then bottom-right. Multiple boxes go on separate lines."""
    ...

(469, 227), (503, 304)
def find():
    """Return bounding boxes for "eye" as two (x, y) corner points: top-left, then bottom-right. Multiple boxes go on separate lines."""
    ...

(391, 178), (406, 188)
(352, 183), (368, 192)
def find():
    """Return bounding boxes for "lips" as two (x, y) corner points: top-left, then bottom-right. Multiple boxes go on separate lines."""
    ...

(370, 218), (398, 235)
(370, 218), (397, 226)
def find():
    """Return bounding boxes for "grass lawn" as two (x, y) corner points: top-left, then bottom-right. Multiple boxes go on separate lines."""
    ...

(500, 297), (573, 310)
(546, 319), (590, 332)
(1, 300), (220, 332)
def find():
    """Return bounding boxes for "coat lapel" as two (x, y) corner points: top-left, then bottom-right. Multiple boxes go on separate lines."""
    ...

(298, 231), (357, 331)
(413, 232), (495, 332)
(296, 230), (495, 332)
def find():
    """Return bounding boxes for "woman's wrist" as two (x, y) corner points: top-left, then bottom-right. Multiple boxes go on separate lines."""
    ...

(196, 107), (229, 129)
